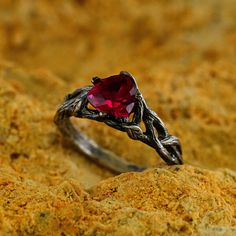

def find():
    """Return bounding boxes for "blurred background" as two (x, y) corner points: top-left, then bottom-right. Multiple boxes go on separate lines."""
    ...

(0, 0), (235, 77)
(0, 0), (236, 186)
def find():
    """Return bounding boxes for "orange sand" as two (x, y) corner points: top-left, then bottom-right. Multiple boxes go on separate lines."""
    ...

(0, 1), (236, 235)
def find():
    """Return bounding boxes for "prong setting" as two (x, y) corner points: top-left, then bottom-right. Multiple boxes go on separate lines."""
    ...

(91, 76), (101, 84)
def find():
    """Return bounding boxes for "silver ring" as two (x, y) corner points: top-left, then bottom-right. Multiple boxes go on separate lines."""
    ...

(54, 71), (183, 173)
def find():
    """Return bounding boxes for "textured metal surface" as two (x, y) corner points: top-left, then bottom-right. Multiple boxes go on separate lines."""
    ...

(54, 71), (183, 173)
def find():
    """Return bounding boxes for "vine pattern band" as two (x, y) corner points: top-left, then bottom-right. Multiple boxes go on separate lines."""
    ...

(54, 72), (183, 173)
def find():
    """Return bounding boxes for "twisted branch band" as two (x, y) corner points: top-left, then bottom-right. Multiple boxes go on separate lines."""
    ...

(54, 71), (183, 173)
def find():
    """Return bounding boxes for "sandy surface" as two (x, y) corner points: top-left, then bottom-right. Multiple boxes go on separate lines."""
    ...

(0, 0), (236, 235)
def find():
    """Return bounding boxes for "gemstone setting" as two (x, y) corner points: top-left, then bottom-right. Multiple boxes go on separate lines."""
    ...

(87, 73), (137, 118)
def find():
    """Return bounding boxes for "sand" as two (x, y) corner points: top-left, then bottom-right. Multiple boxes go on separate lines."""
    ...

(0, 1), (236, 235)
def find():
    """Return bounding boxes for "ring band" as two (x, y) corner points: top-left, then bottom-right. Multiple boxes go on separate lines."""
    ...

(54, 71), (183, 173)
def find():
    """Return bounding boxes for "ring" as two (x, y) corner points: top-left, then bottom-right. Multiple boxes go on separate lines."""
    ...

(54, 71), (183, 173)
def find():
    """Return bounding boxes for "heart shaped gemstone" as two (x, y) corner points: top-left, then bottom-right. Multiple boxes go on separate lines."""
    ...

(87, 73), (137, 118)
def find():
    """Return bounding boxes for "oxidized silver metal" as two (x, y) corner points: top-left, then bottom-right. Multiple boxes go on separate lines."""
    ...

(54, 71), (183, 173)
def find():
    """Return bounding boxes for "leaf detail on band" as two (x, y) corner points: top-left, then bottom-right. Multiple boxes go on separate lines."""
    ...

(123, 125), (143, 140)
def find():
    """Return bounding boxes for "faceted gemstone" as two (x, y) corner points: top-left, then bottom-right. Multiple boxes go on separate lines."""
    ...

(87, 73), (137, 118)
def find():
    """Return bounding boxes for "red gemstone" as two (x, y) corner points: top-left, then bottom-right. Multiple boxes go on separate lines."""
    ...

(87, 73), (137, 118)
